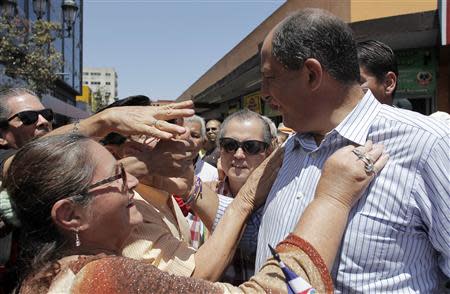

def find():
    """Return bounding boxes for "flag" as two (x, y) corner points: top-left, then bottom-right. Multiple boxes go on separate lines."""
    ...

(439, 0), (449, 45)
(268, 245), (316, 294)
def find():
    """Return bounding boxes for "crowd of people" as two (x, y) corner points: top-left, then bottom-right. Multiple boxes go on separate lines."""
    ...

(0, 8), (448, 294)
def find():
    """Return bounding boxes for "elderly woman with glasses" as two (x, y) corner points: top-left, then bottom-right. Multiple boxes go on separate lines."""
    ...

(6, 132), (387, 293)
(4, 134), (387, 294)
(196, 109), (277, 284)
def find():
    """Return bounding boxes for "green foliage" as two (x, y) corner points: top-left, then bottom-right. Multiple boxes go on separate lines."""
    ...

(92, 87), (108, 112)
(0, 14), (63, 95)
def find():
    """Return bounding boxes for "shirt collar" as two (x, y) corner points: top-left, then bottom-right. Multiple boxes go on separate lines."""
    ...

(290, 90), (381, 151)
(334, 89), (381, 146)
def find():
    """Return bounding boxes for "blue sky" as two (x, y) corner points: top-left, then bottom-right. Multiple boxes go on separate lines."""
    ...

(83, 0), (284, 100)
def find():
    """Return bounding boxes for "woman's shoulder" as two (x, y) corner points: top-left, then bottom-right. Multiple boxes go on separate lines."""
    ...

(72, 256), (221, 294)
(19, 254), (109, 294)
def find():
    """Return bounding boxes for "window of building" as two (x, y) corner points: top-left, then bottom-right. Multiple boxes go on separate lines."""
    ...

(91, 81), (101, 85)
(91, 72), (101, 76)
(105, 73), (111, 76)
(84, 81), (89, 84)
(105, 82), (111, 85)
(83, 72), (89, 76)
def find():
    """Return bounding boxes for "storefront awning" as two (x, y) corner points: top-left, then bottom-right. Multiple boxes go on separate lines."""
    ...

(42, 95), (90, 119)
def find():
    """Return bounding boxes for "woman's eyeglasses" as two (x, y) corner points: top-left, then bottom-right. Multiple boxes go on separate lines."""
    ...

(219, 137), (268, 155)
(88, 163), (127, 192)
(7, 109), (54, 125)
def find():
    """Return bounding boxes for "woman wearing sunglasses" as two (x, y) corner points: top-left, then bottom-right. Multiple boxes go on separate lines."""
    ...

(203, 109), (275, 284)
(6, 132), (387, 293)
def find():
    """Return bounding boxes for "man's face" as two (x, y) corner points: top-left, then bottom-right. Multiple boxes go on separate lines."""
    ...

(184, 120), (203, 157)
(359, 66), (392, 105)
(206, 120), (220, 143)
(260, 31), (318, 134)
(220, 118), (268, 187)
(1, 93), (53, 149)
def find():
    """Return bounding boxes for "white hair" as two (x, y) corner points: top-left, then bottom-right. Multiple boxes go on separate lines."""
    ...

(184, 115), (206, 139)
(261, 115), (277, 139)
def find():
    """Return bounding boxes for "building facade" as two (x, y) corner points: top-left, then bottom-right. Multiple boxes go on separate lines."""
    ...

(82, 67), (118, 106)
(0, 0), (88, 123)
(177, 0), (449, 121)
(75, 84), (92, 112)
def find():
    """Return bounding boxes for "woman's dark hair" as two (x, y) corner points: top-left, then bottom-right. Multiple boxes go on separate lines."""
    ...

(4, 133), (95, 283)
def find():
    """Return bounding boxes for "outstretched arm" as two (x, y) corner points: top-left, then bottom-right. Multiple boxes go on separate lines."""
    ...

(190, 148), (284, 281)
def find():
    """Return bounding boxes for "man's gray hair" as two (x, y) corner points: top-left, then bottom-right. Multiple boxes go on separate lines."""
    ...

(218, 109), (273, 145)
(261, 115), (277, 139)
(185, 115), (206, 140)
(272, 8), (360, 84)
(0, 88), (39, 121)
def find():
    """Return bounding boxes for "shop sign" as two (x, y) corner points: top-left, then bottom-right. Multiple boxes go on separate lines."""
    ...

(243, 92), (262, 114)
(395, 48), (437, 99)
(263, 100), (281, 117)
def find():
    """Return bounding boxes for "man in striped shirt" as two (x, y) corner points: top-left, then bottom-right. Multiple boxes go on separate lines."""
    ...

(215, 8), (449, 293)
(256, 8), (450, 293)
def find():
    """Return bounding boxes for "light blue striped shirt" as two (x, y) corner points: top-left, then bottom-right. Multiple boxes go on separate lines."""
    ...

(255, 91), (449, 293)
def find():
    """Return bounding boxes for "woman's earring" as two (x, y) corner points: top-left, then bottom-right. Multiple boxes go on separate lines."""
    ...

(75, 228), (81, 247)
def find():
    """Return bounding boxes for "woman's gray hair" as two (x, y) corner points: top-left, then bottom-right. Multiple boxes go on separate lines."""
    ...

(184, 115), (206, 140)
(4, 133), (96, 280)
(218, 109), (273, 145)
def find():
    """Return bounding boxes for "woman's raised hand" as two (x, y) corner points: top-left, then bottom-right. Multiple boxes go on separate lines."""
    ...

(104, 100), (195, 140)
(315, 141), (389, 210)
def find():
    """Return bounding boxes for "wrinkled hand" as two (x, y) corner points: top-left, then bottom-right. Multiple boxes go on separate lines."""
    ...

(315, 141), (389, 210)
(140, 165), (195, 196)
(104, 100), (195, 140)
(236, 147), (285, 210)
(120, 137), (195, 178)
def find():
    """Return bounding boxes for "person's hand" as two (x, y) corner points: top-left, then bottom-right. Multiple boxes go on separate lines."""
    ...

(103, 100), (195, 140)
(236, 147), (285, 210)
(315, 141), (389, 210)
(120, 138), (195, 178)
(140, 165), (195, 196)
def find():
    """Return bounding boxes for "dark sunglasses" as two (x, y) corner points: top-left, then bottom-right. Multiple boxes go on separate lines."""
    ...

(219, 137), (268, 155)
(206, 127), (218, 132)
(88, 163), (127, 192)
(7, 109), (54, 125)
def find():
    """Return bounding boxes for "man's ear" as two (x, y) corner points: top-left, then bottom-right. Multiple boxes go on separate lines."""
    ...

(384, 71), (397, 96)
(51, 198), (85, 232)
(303, 58), (323, 92)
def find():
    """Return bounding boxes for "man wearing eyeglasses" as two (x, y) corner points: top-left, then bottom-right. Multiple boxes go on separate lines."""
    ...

(0, 87), (53, 290)
(0, 88), (52, 150)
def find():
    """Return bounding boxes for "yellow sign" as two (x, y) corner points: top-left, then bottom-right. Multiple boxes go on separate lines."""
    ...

(243, 91), (262, 114)
(76, 85), (92, 104)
